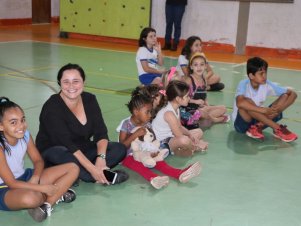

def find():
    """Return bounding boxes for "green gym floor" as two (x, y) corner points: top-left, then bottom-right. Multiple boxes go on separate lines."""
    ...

(0, 40), (301, 226)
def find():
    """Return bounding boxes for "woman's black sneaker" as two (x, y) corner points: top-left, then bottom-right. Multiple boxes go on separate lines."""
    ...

(113, 170), (129, 184)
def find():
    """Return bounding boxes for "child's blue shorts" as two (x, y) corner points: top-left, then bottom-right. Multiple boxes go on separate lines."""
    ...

(0, 168), (33, 211)
(139, 73), (161, 85)
(234, 111), (283, 133)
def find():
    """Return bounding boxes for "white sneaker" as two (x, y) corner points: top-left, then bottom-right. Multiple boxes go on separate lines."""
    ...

(179, 162), (202, 183)
(150, 176), (169, 189)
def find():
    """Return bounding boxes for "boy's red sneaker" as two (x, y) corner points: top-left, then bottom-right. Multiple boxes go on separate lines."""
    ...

(273, 125), (298, 142)
(246, 125), (264, 140)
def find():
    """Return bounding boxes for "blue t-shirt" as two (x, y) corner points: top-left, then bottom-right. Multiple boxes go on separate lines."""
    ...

(232, 79), (287, 122)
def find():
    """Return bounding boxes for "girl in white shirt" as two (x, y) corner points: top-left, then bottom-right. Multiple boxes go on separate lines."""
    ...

(0, 97), (79, 222)
(136, 27), (167, 85)
(152, 81), (208, 157)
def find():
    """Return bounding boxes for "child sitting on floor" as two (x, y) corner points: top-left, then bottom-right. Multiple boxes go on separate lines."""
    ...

(232, 57), (298, 142)
(118, 88), (201, 189)
(182, 53), (229, 127)
(152, 80), (208, 156)
(0, 97), (79, 222)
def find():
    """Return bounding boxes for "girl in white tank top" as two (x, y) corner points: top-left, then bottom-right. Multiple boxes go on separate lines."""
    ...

(152, 80), (208, 157)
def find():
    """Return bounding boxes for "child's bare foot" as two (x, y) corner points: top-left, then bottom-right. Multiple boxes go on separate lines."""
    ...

(179, 162), (202, 183)
(221, 114), (231, 123)
(195, 140), (208, 153)
(150, 176), (169, 189)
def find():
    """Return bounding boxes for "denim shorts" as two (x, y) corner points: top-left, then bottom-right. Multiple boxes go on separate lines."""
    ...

(0, 168), (33, 211)
(234, 111), (283, 133)
(160, 137), (172, 152)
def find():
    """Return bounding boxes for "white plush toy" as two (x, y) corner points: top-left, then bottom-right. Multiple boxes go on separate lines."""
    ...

(131, 127), (169, 168)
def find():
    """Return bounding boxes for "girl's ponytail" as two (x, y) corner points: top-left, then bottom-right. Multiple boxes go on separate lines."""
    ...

(0, 97), (22, 155)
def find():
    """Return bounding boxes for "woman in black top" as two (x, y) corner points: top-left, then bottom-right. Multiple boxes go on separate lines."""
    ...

(36, 63), (127, 184)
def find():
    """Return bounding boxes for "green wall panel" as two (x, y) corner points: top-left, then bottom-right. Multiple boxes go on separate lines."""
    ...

(60, 0), (151, 39)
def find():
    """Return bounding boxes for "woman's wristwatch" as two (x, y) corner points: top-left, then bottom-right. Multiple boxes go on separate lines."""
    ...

(97, 153), (106, 159)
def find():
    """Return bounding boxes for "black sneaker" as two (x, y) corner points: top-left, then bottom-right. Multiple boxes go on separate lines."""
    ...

(112, 170), (129, 185)
(28, 202), (52, 222)
(56, 188), (76, 204)
(170, 44), (178, 51)
(208, 82), (225, 91)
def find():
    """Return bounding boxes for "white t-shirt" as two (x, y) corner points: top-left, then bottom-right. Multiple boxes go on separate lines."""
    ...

(136, 46), (159, 76)
(231, 79), (287, 122)
(152, 102), (179, 141)
(0, 130), (30, 184)
(176, 55), (188, 76)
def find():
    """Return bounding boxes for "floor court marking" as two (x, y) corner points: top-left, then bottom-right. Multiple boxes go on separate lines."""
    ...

(0, 65), (137, 82)
(0, 70), (134, 97)
(86, 70), (137, 81)
(0, 65), (57, 76)
(0, 64), (58, 93)
(232, 62), (246, 67)
(2, 40), (301, 72)
(1, 42), (300, 95)
(1, 41), (300, 120)
(0, 40), (34, 44)
(1, 41), (300, 95)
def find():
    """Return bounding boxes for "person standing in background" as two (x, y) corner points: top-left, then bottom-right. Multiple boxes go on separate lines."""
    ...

(162, 0), (187, 51)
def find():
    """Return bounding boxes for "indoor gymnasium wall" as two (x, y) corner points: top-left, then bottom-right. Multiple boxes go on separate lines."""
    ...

(59, 0), (151, 40)
(152, 0), (300, 57)
(152, 0), (239, 53)
(0, 0), (300, 57)
(246, 0), (301, 57)
(0, 0), (59, 19)
(0, 0), (31, 19)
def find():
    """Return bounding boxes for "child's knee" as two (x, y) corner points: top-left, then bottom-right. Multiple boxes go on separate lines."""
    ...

(210, 74), (221, 83)
(69, 163), (80, 175)
(21, 191), (44, 208)
(190, 128), (203, 138)
(178, 136), (192, 147)
(63, 162), (80, 174)
(237, 98), (255, 108)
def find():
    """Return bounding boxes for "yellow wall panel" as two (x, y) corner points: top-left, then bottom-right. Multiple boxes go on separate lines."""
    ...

(60, 0), (151, 39)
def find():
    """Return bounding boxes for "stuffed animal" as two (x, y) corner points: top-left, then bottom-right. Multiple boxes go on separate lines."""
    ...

(131, 127), (169, 168)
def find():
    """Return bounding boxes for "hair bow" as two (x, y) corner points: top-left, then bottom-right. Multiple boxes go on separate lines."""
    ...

(159, 89), (166, 96)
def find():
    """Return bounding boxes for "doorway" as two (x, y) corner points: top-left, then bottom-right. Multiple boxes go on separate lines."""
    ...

(32, 0), (51, 23)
